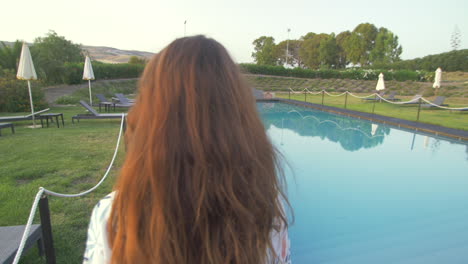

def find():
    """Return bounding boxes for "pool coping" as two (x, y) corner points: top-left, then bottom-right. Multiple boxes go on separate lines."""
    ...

(257, 98), (468, 142)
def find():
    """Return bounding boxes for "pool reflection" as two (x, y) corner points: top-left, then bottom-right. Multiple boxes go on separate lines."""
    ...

(258, 102), (390, 152)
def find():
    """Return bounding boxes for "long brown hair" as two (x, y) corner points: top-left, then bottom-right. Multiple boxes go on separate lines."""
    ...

(109, 35), (289, 264)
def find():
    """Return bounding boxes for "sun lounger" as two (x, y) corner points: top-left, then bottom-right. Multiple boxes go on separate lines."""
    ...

(0, 224), (44, 264)
(0, 108), (50, 122)
(114, 93), (135, 105)
(362, 92), (385, 102)
(383, 91), (401, 101)
(96, 94), (131, 112)
(72, 101), (126, 123)
(400, 94), (422, 105)
(422, 96), (448, 109)
(0, 123), (15, 136)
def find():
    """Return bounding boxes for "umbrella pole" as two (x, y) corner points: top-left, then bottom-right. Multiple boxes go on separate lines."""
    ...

(88, 80), (92, 106)
(27, 80), (36, 127)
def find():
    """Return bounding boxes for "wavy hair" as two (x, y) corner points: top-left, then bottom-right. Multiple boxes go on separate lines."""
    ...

(108, 35), (289, 264)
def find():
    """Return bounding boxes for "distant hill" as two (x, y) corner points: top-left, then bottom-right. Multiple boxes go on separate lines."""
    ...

(82, 45), (154, 63)
(1, 41), (155, 64)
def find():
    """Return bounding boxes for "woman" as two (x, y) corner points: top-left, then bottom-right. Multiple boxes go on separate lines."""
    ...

(84, 35), (291, 264)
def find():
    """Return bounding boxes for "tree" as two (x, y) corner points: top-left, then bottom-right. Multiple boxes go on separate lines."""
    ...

(251, 36), (278, 65)
(319, 34), (339, 68)
(275, 40), (303, 67)
(343, 32), (366, 65)
(299, 33), (329, 69)
(0, 41), (22, 71)
(128, 56), (148, 64)
(31, 31), (84, 83)
(335, 31), (351, 68)
(369, 27), (402, 64)
(345, 23), (378, 66)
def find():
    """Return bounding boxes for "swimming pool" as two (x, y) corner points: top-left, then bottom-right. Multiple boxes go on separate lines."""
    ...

(258, 102), (468, 264)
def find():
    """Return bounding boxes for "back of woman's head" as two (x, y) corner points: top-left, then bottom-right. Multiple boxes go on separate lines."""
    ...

(109, 35), (288, 264)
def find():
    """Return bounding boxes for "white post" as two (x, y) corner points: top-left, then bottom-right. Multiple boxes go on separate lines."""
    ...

(27, 80), (36, 126)
(286, 28), (290, 66)
(88, 80), (92, 105)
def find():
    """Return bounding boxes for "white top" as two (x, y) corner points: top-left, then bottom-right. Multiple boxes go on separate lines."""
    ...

(83, 192), (291, 263)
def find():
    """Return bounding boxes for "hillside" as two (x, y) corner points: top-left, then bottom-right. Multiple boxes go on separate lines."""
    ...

(82, 45), (154, 63)
(1, 41), (155, 63)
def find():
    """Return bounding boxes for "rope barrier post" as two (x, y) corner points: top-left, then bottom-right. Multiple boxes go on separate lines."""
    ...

(304, 90), (307, 102)
(39, 195), (56, 264)
(321, 90), (324, 106)
(344, 92), (348, 109)
(372, 94), (377, 114)
(416, 98), (422, 121)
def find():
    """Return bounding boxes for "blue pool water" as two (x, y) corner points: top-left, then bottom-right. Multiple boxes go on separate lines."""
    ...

(258, 102), (468, 264)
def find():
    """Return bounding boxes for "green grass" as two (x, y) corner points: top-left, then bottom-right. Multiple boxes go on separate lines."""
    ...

(0, 106), (126, 263)
(276, 93), (468, 131)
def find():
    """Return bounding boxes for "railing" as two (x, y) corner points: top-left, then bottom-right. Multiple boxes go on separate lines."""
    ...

(283, 88), (468, 121)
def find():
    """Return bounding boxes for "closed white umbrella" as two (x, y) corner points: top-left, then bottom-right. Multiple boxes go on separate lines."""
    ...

(376, 73), (385, 91)
(83, 56), (95, 105)
(371, 123), (378, 136)
(16, 43), (38, 127)
(433, 67), (442, 89)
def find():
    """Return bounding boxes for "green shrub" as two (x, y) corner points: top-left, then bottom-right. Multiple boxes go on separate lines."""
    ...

(366, 49), (468, 72)
(239, 63), (429, 82)
(0, 72), (48, 112)
(63, 62), (145, 85)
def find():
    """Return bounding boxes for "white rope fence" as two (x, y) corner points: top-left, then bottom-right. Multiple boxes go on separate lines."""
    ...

(285, 88), (468, 111)
(288, 87), (303, 94)
(420, 97), (468, 110)
(303, 88), (322, 95)
(346, 92), (380, 99)
(323, 91), (347, 97)
(372, 94), (422, 105)
(12, 114), (126, 264)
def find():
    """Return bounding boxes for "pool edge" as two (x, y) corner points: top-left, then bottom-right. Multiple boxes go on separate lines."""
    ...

(256, 98), (468, 142)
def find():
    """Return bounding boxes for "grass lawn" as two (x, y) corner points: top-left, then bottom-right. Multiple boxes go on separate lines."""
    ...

(276, 93), (468, 131)
(0, 106), (126, 263)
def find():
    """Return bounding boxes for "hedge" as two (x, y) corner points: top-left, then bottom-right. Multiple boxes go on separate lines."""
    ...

(367, 49), (468, 72)
(0, 70), (48, 112)
(63, 62), (145, 84)
(239, 64), (434, 82)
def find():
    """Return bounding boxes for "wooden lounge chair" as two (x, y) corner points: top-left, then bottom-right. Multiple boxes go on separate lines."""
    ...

(422, 96), (448, 109)
(0, 109), (50, 122)
(401, 94), (422, 105)
(72, 100), (126, 123)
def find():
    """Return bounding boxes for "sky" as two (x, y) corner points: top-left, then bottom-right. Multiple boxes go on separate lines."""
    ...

(2, 0), (467, 63)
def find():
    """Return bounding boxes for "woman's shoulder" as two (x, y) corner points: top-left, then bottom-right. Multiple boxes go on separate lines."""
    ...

(83, 192), (115, 263)
(95, 192), (115, 209)
(90, 192), (115, 226)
